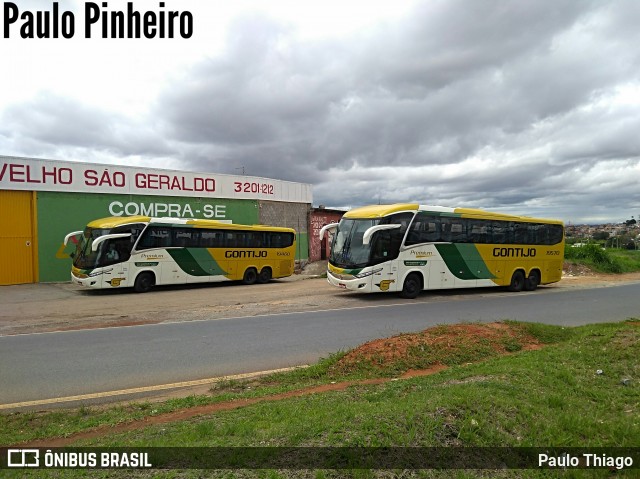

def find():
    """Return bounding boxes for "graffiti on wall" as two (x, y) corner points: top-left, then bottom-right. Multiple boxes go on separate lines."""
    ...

(309, 212), (344, 261)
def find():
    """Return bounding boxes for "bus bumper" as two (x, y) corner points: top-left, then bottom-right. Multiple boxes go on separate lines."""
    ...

(326, 270), (374, 293)
(71, 272), (102, 288)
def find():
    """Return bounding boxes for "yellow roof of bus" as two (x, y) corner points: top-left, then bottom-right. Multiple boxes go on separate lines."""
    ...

(343, 204), (419, 218)
(87, 216), (151, 228)
(343, 204), (563, 224)
(86, 216), (296, 232)
(452, 207), (563, 224)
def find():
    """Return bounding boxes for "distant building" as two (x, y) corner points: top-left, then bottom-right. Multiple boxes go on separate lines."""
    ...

(309, 206), (346, 262)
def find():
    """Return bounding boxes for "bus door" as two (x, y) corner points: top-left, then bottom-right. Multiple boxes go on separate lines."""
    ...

(369, 230), (402, 293)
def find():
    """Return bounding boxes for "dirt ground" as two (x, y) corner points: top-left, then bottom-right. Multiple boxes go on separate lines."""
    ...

(2, 261), (640, 337)
(19, 322), (542, 447)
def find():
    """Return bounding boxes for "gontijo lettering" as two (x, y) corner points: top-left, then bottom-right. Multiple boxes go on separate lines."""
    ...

(492, 247), (537, 257)
(225, 250), (268, 258)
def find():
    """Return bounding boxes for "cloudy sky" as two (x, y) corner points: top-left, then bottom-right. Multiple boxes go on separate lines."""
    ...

(2, 0), (639, 224)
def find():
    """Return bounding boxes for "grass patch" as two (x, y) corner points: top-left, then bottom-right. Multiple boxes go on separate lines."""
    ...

(564, 244), (626, 273)
(2, 320), (638, 478)
(608, 249), (640, 272)
(564, 244), (640, 273)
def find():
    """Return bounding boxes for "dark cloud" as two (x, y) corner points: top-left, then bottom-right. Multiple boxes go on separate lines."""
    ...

(158, 1), (631, 184)
(0, 93), (172, 158)
(2, 1), (639, 223)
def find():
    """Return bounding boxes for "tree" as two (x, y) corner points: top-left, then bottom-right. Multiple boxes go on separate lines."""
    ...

(593, 231), (609, 241)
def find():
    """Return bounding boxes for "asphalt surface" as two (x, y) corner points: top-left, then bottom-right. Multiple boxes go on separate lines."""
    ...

(1, 282), (639, 408)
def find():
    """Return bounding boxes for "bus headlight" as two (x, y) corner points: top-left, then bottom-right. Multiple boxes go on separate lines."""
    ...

(355, 268), (383, 279)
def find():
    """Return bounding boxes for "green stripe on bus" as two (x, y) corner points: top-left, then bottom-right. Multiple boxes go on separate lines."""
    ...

(435, 244), (495, 280)
(167, 249), (227, 277)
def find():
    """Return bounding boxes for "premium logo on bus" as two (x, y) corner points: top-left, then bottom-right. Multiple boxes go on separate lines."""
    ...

(410, 250), (433, 258)
(141, 254), (164, 260)
(225, 250), (268, 258)
(107, 278), (125, 287)
(492, 247), (537, 258)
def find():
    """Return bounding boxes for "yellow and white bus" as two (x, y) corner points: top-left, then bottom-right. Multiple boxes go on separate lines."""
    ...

(65, 216), (296, 292)
(320, 204), (564, 298)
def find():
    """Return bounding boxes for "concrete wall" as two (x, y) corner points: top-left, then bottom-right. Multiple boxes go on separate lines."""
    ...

(259, 200), (310, 261)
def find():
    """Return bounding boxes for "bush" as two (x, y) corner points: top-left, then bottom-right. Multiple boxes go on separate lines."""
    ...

(565, 244), (623, 273)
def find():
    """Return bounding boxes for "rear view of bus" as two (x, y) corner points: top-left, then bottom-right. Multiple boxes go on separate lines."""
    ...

(321, 204), (564, 298)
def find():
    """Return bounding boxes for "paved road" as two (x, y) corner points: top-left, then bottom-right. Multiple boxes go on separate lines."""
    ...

(1, 283), (639, 407)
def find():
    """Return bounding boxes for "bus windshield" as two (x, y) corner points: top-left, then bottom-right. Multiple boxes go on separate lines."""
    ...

(330, 218), (380, 268)
(330, 213), (415, 269)
(73, 227), (136, 269)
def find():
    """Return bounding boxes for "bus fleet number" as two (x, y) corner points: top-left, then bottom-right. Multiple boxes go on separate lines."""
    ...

(234, 182), (274, 195)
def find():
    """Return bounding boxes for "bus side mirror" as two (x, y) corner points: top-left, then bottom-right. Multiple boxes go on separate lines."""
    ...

(319, 223), (339, 240)
(64, 231), (83, 246)
(362, 224), (401, 245)
(91, 233), (132, 252)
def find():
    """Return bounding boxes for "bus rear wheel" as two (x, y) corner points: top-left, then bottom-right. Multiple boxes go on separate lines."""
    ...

(242, 268), (258, 285)
(400, 273), (422, 299)
(257, 267), (272, 284)
(507, 270), (525, 292)
(134, 272), (155, 293)
(524, 270), (540, 291)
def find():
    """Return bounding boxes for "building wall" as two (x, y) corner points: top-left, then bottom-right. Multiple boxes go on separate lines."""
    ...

(37, 191), (261, 282)
(259, 201), (310, 262)
(309, 210), (345, 261)
(1, 156), (313, 284)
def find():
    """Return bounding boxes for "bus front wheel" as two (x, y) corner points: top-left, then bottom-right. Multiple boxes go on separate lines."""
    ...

(134, 272), (155, 293)
(243, 268), (258, 285)
(400, 273), (422, 299)
(507, 270), (525, 292)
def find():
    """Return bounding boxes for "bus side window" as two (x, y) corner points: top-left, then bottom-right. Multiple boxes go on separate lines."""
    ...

(406, 219), (438, 244)
(138, 227), (171, 249)
(405, 221), (422, 245)
(450, 220), (467, 242)
(514, 224), (528, 244)
(175, 229), (199, 247)
(225, 232), (236, 247)
(548, 224), (563, 245)
(469, 220), (487, 243)
(111, 237), (131, 262)
(440, 219), (452, 242)
(492, 221), (507, 244)
(200, 231), (223, 248)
